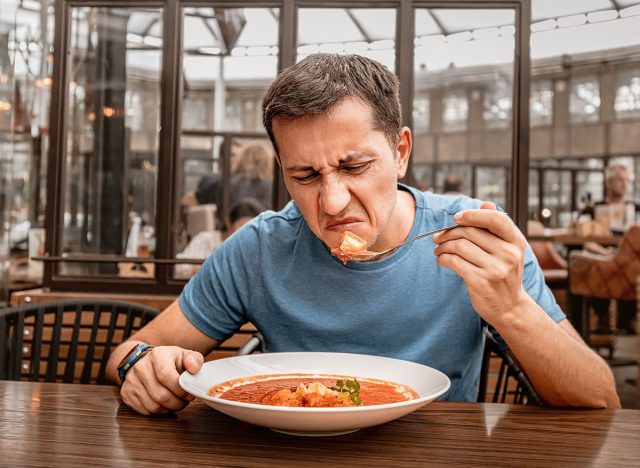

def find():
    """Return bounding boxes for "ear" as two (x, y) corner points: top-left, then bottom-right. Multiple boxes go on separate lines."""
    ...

(395, 127), (412, 179)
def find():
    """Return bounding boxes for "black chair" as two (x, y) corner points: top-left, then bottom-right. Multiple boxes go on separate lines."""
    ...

(237, 329), (542, 406)
(477, 329), (543, 405)
(236, 331), (265, 356)
(0, 300), (159, 384)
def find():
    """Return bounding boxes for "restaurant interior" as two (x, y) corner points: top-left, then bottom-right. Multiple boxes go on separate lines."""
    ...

(1, 0), (640, 453)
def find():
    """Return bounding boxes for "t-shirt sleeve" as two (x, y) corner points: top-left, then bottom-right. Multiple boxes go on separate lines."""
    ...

(178, 223), (259, 341)
(522, 243), (566, 323)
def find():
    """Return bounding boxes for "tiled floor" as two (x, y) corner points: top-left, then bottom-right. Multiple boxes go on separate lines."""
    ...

(608, 334), (639, 409)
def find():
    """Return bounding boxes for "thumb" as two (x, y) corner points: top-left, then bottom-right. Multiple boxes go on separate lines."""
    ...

(480, 201), (497, 210)
(182, 350), (204, 374)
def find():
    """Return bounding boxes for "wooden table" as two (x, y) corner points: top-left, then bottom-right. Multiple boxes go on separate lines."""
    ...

(1, 381), (639, 467)
(528, 233), (622, 248)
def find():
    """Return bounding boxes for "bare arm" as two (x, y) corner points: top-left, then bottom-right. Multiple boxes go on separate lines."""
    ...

(434, 203), (620, 409)
(491, 299), (619, 408)
(106, 299), (221, 415)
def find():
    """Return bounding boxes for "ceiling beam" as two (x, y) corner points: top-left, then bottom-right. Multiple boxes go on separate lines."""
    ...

(345, 9), (373, 43)
(428, 10), (450, 36)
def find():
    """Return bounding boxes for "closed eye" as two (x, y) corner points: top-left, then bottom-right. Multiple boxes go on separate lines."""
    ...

(341, 161), (372, 175)
(292, 172), (319, 183)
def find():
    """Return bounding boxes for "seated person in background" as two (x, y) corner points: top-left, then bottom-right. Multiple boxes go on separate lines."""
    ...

(175, 198), (265, 279)
(230, 141), (274, 210)
(107, 53), (619, 415)
(590, 163), (638, 333)
(181, 139), (243, 209)
(595, 163), (639, 234)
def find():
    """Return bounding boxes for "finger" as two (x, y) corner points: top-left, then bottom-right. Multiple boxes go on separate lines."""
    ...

(120, 385), (149, 416)
(453, 208), (524, 246)
(480, 201), (497, 210)
(434, 226), (523, 268)
(434, 236), (493, 269)
(122, 390), (150, 416)
(436, 251), (482, 281)
(181, 350), (204, 375)
(434, 226), (503, 255)
(130, 360), (189, 412)
(144, 349), (197, 401)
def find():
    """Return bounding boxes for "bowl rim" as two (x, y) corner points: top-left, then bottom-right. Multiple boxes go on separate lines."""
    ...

(179, 351), (451, 413)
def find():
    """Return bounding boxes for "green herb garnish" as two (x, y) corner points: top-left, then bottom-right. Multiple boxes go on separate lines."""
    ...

(331, 378), (362, 406)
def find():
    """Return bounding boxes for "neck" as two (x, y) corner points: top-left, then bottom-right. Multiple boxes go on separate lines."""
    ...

(372, 188), (416, 251)
(606, 194), (624, 204)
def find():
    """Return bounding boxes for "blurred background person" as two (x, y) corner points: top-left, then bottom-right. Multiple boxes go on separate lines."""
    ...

(586, 163), (639, 334)
(230, 141), (274, 211)
(595, 163), (639, 234)
(175, 197), (265, 279)
(181, 139), (243, 208)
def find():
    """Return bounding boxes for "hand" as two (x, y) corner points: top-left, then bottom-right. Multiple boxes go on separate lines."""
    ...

(120, 346), (204, 415)
(433, 201), (529, 324)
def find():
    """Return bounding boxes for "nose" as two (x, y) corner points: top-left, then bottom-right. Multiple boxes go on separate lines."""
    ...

(319, 174), (351, 216)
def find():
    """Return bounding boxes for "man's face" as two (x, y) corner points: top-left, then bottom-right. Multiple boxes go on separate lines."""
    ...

(273, 97), (411, 251)
(607, 168), (629, 199)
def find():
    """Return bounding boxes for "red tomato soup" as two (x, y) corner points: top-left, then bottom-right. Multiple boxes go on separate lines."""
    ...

(208, 374), (418, 407)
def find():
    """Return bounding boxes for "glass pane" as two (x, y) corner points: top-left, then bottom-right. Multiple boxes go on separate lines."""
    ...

(61, 7), (162, 277)
(413, 7), (515, 209)
(529, 5), (640, 232)
(542, 170), (572, 227)
(181, 8), (278, 132)
(175, 137), (274, 280)
(476, 166), (509, 208)
(1, 0), (53, 299)
(176, 7), (278, 280)
(296, 8), (396, 72)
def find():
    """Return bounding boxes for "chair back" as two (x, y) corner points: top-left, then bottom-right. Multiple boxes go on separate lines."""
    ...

(0, 300), (159, 384)
(570, 225), (640, 301)
(477, 329), (543, 405)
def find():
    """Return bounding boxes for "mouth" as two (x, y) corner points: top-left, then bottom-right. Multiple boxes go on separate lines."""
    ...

(325, 219), (362, 233)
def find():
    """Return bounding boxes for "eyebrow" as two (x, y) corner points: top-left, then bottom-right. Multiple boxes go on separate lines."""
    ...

(284, 152), (372, 173)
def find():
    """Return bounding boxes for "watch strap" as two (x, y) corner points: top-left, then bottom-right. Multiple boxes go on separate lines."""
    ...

(117, 343), (154, 383)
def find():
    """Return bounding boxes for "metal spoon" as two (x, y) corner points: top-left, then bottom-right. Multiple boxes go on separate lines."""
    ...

(342, 224), (458, 262)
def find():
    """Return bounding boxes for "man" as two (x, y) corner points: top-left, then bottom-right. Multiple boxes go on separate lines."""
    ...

(107, 54), (619, 415)
(590, 163), (638, 333)
(597, 163), (638, 234)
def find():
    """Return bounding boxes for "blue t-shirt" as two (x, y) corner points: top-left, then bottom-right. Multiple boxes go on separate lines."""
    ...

(179, 184), (565, 402)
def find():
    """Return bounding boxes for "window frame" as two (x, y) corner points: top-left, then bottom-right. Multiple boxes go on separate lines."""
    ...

(44, 0), (531, 294)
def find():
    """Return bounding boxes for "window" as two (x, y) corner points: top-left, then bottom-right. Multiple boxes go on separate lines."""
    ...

(483, 81), (512, 129)
(530, 80), (553, 126)
(442, 90), (469, 132)
(569, 75), (600, 123)
(60, 7), (163, 278)
(615, 69), (640, 119)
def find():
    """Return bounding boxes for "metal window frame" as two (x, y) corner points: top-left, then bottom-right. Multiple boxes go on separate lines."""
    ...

(45, 0), (531, 294)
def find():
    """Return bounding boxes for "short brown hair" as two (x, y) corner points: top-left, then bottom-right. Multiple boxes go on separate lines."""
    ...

(262, 53), (401, 155)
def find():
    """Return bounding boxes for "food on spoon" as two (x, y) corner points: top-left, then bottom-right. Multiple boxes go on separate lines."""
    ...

(209, 374), (418, 407)
(330, 231), (372, 264)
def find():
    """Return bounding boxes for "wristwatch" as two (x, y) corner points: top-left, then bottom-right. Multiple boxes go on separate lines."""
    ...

(117, 343), (155, 383)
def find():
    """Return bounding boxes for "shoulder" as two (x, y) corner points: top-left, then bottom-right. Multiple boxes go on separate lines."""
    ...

(404, 185), (484, 216)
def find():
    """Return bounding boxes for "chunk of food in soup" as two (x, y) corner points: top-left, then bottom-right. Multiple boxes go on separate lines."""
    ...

(330, 231), (372, 264)
(208, 374), (418, 407)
